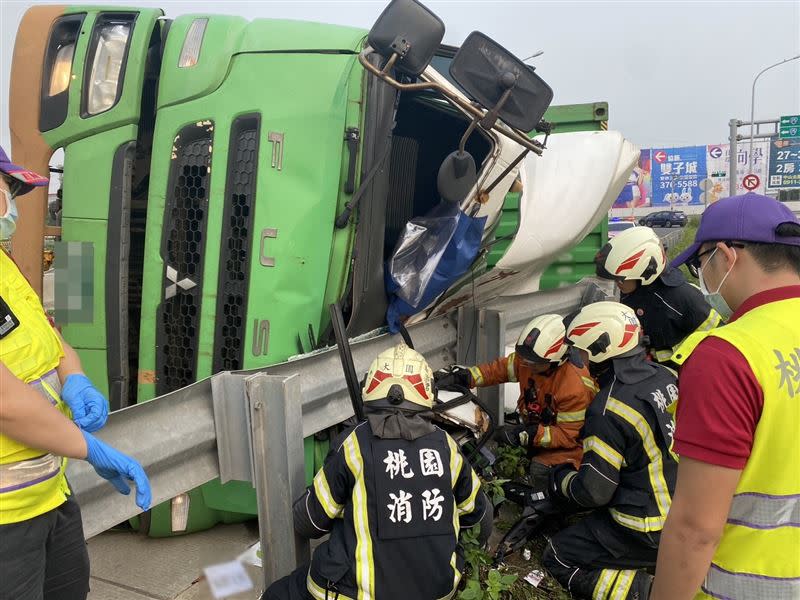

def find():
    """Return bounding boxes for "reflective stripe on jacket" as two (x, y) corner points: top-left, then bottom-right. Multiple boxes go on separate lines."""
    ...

(304, 421), (487, 600)
(469, 353), (597, 467)
(674, 295), (800, 600)
(0, 250), (69, 524)
(560, 356), (679, 533)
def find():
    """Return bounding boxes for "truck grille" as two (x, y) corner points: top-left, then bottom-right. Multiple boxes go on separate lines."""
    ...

(213, 116), (260, 373)
(156, 121), (213, 395)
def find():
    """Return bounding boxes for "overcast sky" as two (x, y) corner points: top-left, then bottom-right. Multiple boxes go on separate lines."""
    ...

(1, 0), (798, 152)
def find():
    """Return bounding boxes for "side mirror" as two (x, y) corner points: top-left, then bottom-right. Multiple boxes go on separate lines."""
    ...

(367, 0), (445, 76)
(449, 31), (554, 132)
(437, 150), (477, 204)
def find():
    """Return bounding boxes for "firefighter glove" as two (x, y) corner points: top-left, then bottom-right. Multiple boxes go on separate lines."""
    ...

(495, 424), (537, 448)
(547, 462), (578, 505)
(62, 374), (109, 433)
(434, 365), (472, 390)
(82, 431), (152, 511)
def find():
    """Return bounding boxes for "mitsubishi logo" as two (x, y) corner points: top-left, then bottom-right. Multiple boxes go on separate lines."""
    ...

(165, 265), (197, 299)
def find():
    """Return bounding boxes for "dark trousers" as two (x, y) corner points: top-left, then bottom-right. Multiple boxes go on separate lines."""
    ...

(542, 511), (655, 600)
(0, 497), (90, 600)
(262, 564), (314, 600)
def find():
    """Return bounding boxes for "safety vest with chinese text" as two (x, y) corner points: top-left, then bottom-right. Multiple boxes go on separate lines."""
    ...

(674, 294), (800, 600)
(0, 249), (69, 524)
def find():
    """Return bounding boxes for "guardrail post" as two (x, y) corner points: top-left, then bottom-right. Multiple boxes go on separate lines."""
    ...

(475, 309), (506, 427)
(246, 373), (310, 588)
(457, 307), (506, 427)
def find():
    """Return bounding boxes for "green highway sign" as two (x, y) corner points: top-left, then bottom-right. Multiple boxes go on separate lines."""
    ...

(780, 115), (800, 139)
(780, 125), (800, 139)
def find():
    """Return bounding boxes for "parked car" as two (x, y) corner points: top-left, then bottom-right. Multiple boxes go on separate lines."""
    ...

(639, 210), (688, 228)
(608, 220), (637, 238)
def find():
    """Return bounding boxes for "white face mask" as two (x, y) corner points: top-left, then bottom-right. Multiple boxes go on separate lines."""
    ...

(0, 189), (18, 240)
(698, 246), (736, 319)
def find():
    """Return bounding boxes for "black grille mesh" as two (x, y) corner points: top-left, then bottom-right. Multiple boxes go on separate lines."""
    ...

(156, 122), (213, 395)
(213, 116), (260, 372)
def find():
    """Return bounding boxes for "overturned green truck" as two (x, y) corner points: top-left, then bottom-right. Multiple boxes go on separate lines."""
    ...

(9, 0), (637, 536)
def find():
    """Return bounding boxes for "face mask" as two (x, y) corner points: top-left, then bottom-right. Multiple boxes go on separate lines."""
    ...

(698, 247), (735, 319)
(0, 189), (18, 240)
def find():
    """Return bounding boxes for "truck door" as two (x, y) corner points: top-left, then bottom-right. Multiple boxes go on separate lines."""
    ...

(9, 6), (165, 409)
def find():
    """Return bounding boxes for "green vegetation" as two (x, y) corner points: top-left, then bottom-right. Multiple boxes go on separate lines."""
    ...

(459, 445), (570, 599)
(494, 445), (530, 480)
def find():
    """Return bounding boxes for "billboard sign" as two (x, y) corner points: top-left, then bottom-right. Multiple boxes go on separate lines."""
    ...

(704, 141), (769, 202)
(650, 146), (707, 206)
(768, 136), (800, 189)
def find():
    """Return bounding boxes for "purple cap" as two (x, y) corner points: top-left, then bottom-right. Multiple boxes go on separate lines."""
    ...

(0, 146), (49, 197)
(672, 192), (800, 267)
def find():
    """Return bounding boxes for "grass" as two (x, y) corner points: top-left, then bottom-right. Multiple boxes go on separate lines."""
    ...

(666, 215), (700, 264)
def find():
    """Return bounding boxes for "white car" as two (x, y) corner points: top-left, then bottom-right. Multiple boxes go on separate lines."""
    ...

(608, 220), (637, 238)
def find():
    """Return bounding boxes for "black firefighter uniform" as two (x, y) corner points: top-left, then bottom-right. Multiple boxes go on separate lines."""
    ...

(290, 419), (489, 600)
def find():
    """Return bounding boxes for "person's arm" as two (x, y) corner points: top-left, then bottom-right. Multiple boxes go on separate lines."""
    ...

(292, 429), (354, 538)
(551, 397), (626, 508)
(54, 335), (109, 432)
(468, 354), (515, 388)
(56, 335), (85, 381)
(650, 458), (741, 600)
(0, 361), (87, 459)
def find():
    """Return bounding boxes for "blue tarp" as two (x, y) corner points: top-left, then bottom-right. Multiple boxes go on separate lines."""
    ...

(386, 202), (486, 333)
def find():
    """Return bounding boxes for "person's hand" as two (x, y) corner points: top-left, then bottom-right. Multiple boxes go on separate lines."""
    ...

(434, 365), (473, 390)
(62, 374), (109, 432)
(547, 463), (577, 505)
(494, 424), (536, 448)
(82, 431), (151, 511)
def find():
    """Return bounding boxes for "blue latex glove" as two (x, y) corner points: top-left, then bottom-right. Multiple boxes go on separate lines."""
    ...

(82, 431), (152, 511)
(62, 374), (109, 432)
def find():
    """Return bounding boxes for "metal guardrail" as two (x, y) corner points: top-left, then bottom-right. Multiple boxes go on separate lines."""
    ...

(67, 278), (610, 582)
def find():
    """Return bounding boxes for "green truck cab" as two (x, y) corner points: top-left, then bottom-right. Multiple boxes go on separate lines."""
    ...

(10, 0), (628, 536)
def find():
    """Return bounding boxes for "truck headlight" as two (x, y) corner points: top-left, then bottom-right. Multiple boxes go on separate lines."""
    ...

(85, 21), (132, 115)
(178, 19), (208, 68)
(48, 43), (76, 96)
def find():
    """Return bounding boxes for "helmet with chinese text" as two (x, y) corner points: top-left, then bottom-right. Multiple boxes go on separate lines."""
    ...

(362, 343), (435, 409)
(595, 226), (666, 285)
(515, 314), (568, 364)
(565, 301), (642, 363)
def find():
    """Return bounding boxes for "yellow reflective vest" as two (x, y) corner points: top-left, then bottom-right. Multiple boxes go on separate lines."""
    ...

(674, 293), (800, 599)
(0, 250), (70, 524)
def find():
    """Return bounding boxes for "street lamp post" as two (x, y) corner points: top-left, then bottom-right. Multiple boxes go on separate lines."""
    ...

(748, 54), (800, 173)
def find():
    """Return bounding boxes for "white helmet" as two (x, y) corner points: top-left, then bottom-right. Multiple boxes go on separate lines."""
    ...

(566, 301), (642, 363)
(595, 226), (666, 285)
(362, 343), (434, 408)
(515, 314), (567, 364)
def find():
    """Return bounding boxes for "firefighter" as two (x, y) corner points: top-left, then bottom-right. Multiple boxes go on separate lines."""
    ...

(594, 226), (722, 364)
(263, 343), (491, 600)
(0, 148), (151, 600)
(542, 301), (678, 600)
(435, 314), (597, 489)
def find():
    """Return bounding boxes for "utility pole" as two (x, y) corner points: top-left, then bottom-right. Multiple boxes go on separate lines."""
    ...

(729, 119), (739, 197)
(748, 55), (800, 172)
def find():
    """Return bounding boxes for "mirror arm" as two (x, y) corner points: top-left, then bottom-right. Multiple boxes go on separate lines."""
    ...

(358, 49), (545, 156)
(380, 51), (400, 75)
(478, 85), (514, 130)
(458, 117), (480, 155)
